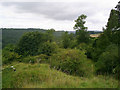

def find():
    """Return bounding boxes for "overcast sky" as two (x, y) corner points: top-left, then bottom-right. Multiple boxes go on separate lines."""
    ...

(0, 0), (118, 31)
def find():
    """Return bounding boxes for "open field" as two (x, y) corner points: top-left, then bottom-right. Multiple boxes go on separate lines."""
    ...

(90, 34), (101, 38)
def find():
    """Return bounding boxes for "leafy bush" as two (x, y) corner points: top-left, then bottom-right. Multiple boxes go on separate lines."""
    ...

(21, 56), (36, 64)
(96, 44), (119, 74)
(62, 32), (76, 49)
(50, 49), (94, 77)
(3, 44), (16, 52)
(45, 28), (55, 42)
(16, 31), (47, 56)
(76, 43), (94, 59)
(2, 49), (21, 64)
(38, 41), (58, 56)
(76, 30), (90, 44)
(34, 54), (49, 63)
(19, 54), (49, 64)
(76, 43), (88, 51)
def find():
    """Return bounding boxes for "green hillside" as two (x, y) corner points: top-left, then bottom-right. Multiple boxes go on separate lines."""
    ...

(2, 8), (120, 88)
(2, 28), (64, 48)
(2, 28), (102, 48)
(2, 62), (118, 88)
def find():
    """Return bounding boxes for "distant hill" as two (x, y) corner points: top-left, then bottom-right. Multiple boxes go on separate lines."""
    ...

(68, 30), (102, 34)
(1, 28), (102, 48)
(2, 28), (64, 48)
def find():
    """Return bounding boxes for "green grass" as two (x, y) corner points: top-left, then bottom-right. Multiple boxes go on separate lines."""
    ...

(2, 62), (118, 88)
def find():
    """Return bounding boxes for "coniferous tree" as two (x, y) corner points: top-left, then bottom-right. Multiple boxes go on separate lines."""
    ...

(106, 9), (120, 31)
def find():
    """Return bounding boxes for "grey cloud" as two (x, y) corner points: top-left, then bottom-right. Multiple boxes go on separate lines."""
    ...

(1, 2), (105, 21)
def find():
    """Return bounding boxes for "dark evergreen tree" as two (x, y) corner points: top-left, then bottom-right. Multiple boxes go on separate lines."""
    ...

(93, 8), (120, 78)
(106, 9), (120, 31)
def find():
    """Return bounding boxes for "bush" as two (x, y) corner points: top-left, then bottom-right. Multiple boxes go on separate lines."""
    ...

(76, 43), (93, 59)
(76, 43), (87, 51)
(21, 56), (36, 64)
(96, 44), (119, 74)
(19, 54), (49, 64)
(50, 49), (94, 77)
(34, 54), (49, 63)
(16, 31), (47, 56)
(3, 44), (16, 52)
(2, 49), (21, 64)
(38, 41), (58, 56)
(62, 32), (76, 49)
(76, 30), (90, 44)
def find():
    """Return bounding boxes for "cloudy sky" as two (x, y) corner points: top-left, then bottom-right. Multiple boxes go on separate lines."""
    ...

(0, 0), (118, 31)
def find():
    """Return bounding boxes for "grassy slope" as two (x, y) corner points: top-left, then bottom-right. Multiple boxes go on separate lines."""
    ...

(2, 62), (118, 88)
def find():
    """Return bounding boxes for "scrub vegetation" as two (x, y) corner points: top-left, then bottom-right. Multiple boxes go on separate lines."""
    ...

(2, 9), (120, 88)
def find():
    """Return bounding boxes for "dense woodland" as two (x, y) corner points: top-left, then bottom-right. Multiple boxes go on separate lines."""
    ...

(2, 9), (120, 88)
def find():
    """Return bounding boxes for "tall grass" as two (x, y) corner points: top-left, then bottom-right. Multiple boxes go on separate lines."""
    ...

(2, 62), (118, 88)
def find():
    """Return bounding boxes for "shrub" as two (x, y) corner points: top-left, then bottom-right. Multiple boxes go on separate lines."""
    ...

(76, 43), (87, 51)
(19, 55), (48, 64)
(76, 43), (93, 59)
(96, 44), (119, 74)
(50, 49), (94, 77)
(21, 56), (36, 64)
(38, 41), (58, 56)
(34, 54), (49, 63)
(3, 44), (16, 52)
(16, 32), (47, 56)
(2, 49), (21, 64)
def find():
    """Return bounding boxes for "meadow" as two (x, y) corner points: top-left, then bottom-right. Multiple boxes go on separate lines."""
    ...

(2, 62), (118, 88)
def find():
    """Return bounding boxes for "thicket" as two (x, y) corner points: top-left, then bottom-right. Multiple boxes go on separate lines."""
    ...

(50, 49), (94, 77)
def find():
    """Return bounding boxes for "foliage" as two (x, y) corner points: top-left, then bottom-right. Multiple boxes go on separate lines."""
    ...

(62, 32), (76, 49)
(76, 43), (88, 51)
(45, 28), (55, 42)
(2, 9), (120, 88)
(19, 54), (49, 64)
(62, 32), (71, 49)
(85, 44), (94, 59)
(50, 49), (94, 77)
(73, 14), (90, 44)
(34, 54), (49, 63)
(2, 63), (118, 88)
(76, 30), (90, 44)
(111, 30), (120, 45)
(96, 44), (119, 74)
(76, 43), (94, 59)
(73, 14), (87, 31)
(106, 9), (120, 31)
(2, 49), (20, 64)
(91, 9), (120, 62)
(16, 31), (47, 56)
(38, 41), (58, 56)
(2, 28), (64, 48)
(3, 44), (16, 52)
(21, 56), (36, 64)
(91, 32), (111, 62)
